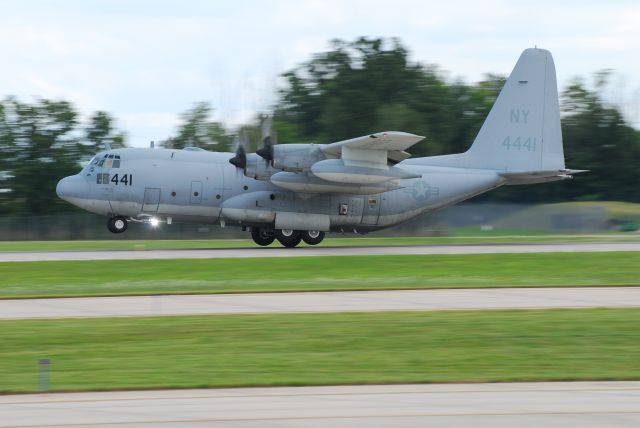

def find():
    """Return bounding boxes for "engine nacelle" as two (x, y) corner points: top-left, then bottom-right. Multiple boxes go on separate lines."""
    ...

(271, 144), (327, 172)
(245, 154), (278, 180)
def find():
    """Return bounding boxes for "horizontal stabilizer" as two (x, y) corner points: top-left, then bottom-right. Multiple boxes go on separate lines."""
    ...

(501, 169), (587, 184)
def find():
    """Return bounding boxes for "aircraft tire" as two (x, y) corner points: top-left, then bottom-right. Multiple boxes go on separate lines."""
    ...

(301, 230), (325, 245)
(107, 216), (128, 234)
(251, 227), (275, 246)
(275, 229), (302, 248)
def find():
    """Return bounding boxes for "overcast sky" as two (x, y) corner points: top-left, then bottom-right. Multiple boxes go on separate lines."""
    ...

(1, 0), (639, 146)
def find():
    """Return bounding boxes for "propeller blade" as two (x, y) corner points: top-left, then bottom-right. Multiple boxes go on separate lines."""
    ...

(256, 115), (275, 163)
(260, 115), (272, 140)
(256, 135), (273, 161)
(229, 137), (247, 169)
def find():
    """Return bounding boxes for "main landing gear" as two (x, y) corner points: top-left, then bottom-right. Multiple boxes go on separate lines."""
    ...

(107, 215), (128, 234)
(251, 227), (275, 246)
(251, 227), (325, 248)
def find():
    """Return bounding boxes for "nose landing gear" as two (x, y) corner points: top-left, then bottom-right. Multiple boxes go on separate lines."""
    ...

(107, 215), (128, 234)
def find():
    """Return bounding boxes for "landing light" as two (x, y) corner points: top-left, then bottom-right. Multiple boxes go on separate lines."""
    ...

(149, 218), (160, 227)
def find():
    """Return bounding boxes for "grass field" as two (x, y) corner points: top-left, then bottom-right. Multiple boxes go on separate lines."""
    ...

(1, 308), (639, 393)
(0, 233), (638, 252)
(1, 252), (639, 299)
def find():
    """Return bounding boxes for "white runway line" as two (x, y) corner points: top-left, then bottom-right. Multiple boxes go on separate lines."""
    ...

(1, 382), (639, 428)
(1, 242), (639, 262)
(1, 287), (639, 320)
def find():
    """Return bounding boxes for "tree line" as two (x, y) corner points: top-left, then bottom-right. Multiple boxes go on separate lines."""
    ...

(1, 37), (638, 215)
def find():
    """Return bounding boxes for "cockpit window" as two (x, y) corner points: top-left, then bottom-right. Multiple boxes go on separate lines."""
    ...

(96, 153), (122, 168)
(97, 173), (109, 184)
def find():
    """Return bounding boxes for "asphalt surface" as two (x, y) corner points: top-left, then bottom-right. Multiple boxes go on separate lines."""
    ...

(2, 382), (639, 427)
(1, 242), (640, 262)
(2, 287), (639, 319)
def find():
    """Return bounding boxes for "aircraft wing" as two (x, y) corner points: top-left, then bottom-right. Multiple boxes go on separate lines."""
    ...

(322, 131), (424, 163)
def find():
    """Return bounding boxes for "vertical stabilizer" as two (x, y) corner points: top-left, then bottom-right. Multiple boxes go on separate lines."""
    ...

(466, 48), (565, 172)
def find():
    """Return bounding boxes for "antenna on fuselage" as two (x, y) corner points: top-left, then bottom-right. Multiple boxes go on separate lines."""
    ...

(104, 142), (111, 151)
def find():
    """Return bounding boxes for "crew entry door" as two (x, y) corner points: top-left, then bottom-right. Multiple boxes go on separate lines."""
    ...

(361, 195), (381, 225)
(142, 188), (160, 213)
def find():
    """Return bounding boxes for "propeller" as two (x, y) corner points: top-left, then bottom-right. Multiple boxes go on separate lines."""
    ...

(256, 115), (276, 164)
(229, 135), (247, 170)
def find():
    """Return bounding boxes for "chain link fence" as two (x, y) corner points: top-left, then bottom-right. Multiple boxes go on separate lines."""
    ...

(0, 202), (629, 241)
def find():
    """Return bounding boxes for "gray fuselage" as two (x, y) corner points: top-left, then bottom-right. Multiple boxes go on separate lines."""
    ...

(56, 147), (504, 233)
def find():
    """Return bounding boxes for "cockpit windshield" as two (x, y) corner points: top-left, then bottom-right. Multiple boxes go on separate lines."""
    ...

(82, 152), (122, 177)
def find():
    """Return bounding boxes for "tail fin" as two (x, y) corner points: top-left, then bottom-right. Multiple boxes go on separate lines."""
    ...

(466, 48), (565, 172)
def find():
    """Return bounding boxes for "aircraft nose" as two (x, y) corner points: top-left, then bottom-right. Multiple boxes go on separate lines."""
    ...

(56, 175), (88, 201)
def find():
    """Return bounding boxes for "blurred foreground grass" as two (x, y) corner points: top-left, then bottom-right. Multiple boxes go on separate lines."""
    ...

(1, 309), (639, 393)
(1, 252), (639, 298)
(0, 233), (638, 252)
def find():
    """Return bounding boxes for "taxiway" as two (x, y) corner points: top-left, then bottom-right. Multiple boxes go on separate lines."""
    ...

(1, 382), (639, 427)
(1, 287), (639, 319)
(1, 241), (639, 262)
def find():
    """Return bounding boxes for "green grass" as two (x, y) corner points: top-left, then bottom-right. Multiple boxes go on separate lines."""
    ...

(1, 252), (639, 299)
(496, 201), (640, 230)
(1, 309), (639, 393)
(0, 233), (638, 252)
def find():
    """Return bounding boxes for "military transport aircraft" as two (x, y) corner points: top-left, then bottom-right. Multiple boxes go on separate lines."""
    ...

(57, 48), (583, 247)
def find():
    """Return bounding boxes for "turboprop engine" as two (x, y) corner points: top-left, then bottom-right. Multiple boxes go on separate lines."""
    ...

(259, 143), (327, 172)
(229, 119), (422, 192)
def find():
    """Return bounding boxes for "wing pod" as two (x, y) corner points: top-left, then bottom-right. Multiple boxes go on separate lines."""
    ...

(271, 171), (403, 194)
(310, 159), (420, 184)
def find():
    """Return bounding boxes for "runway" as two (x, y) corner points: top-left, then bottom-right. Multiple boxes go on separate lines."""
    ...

(1, 241), (639, 262)
(2, 287), (639, 319)
(1, 382), (639, 427)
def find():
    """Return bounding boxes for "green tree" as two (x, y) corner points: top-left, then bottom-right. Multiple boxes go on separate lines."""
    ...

(275, 38), (640, 203)
(163, 102), (233, 151)
(0, 98), (85, 214)
(275, 37), (485, 157)
(0, 99), (128, 215)
(85, 111), (125, 152)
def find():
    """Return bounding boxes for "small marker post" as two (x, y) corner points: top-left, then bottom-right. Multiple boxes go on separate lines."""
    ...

(38, 358), (51, 392)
